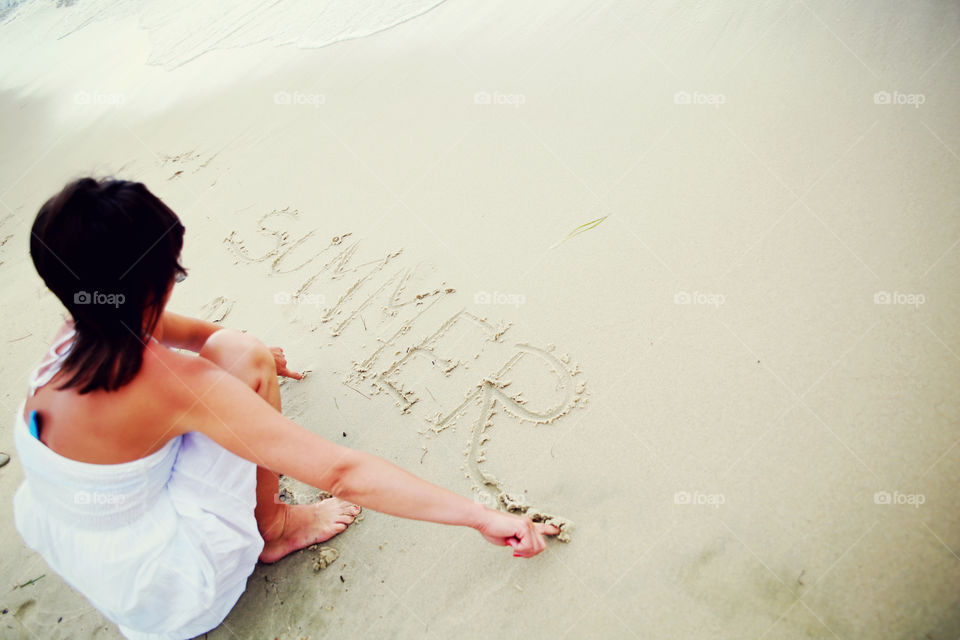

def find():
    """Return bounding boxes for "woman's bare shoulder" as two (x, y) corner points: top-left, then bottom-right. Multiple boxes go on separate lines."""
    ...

(140, 342), (247, 409)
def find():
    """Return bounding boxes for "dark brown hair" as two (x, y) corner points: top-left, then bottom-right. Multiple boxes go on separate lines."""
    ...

(30, 178), (186, 393)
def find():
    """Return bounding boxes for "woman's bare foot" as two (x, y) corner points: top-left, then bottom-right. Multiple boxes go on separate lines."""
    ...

(259, 498), (361, 563)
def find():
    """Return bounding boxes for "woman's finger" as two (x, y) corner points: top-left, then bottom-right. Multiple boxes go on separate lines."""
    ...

(536, 523), (561, 537)
(280, 367), (304, 380)
(268, 347), (303, 380)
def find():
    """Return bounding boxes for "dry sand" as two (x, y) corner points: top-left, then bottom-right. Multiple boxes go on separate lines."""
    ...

(1, 1), (959, 638)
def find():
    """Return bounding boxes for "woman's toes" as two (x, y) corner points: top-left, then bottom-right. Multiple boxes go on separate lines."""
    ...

(337, 512), (357, 524)
(329, 499), (359, 515)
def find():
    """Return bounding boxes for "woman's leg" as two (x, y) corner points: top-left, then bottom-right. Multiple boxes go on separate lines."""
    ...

(199, 329), (360, 562)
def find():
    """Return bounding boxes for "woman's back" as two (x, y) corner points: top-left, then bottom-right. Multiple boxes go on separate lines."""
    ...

(25, 321), (190, 465)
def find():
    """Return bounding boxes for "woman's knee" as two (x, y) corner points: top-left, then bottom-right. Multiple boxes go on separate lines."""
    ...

(198, 329), (275, 383)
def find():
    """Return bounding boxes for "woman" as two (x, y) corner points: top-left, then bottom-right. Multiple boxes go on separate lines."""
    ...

(14, 177), (558, 639)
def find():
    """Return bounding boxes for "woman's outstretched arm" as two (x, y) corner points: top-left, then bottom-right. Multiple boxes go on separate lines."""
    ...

(165, 350), (558, 557)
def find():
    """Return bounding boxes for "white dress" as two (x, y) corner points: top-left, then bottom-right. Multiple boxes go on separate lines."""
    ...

(13, 329), (264, 639)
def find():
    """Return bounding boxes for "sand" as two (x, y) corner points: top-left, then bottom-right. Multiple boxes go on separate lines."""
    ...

(1, 0), (959, 638)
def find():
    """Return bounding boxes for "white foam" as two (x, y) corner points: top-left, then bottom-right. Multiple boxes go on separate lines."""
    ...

(2, 0), (447, 68)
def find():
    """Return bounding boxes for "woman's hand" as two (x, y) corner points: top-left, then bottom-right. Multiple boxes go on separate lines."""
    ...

(269, 347), (303, 380)
(475, 507), (561, 558)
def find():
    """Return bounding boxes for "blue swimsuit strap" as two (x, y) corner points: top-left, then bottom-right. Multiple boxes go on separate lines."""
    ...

(28, 410), (40, 440)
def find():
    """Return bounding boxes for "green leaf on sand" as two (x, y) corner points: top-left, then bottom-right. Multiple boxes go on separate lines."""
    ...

(14, 574), (45, 589)
(550, 215), (608, 249)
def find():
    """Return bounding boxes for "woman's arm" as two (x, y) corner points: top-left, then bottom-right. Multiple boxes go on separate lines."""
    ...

(169, 354), (555, 556)
(158, 311), (220, 352)
(159, 312), (303, 379)
(327, 447), (556, 556)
